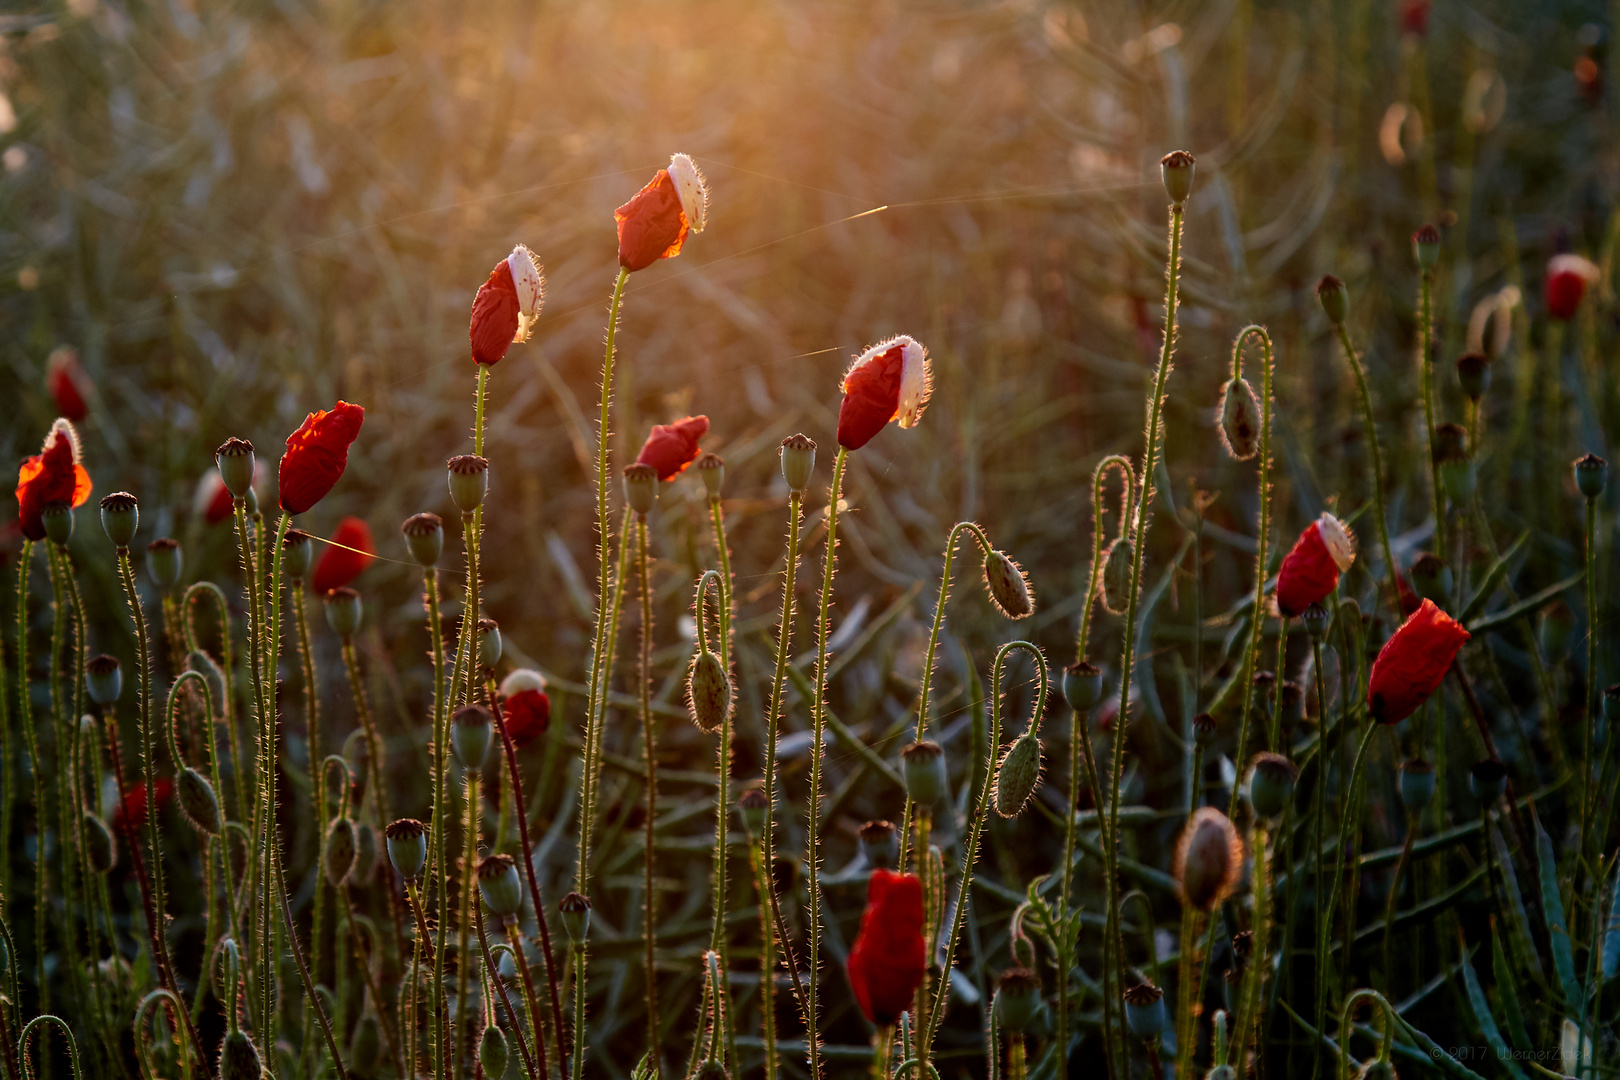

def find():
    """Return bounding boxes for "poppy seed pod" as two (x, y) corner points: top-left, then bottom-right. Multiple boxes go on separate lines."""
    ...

(901, 740), (949, 807)
(1123, 980), (1169, 1039)
(219, 1030), (263, 1080)
(737, 785), (769, 840)
(323, 586), (363, 639)
(1192, 712), (1218, 748)
(1398, 758), (1437, 814)
(1575, 453), (1609, 500)
(1062, 662), (1104, 712)
(1174, 807), (1242, 912)
(687, 651), (731, 732)
(215, 438), (256, 499)
(41, 500), (73, 545)
(1433, 422), (1468, 466)
(1301, 602), (1332, 641)
(384, 818), (428, 881)
(479, 1026), (510, 1080)
(1247, 753), (1298, 819)
(984, 549), (1035, 619)
(84, 812), (116, 873)
(858, 820), (898, 871)
(1160, 150), (1196, 205)
(324, 816), (357, 886)
(1455, 352), (1490, 402)
(146, 537), (182, 590)
(1468, 758), (1508, 804)
(174, 766), (221, 836)
(1316, 274), (1350, 326)
(1412, 224), (1442, 273)
(994, 733), (1043, 817)
(1407, 553), (1452, 606)
(1101, 537), (1134, 615)
(86, 654), (122, 706)
(1216, 377), (1262, 460)
(99, 492), (139, 549)
(696, 452), (725, 499)
(452, 704), (494, 771)
(282, 528), (313, 581)
(477, 853), (525, 919)
(779, 433), (816, 493)
(447, 454), (490, 514)
(16, 421), (92, 543)
(622, 463), (659, 516)
(559, 891), (592, 944)
(993, 968), (1044, 1033)
(401, 512), (444, 568)
(478, 618), (502, 670)
(838, 336), (932, 450)
(1207, 1067), (1238, 1080)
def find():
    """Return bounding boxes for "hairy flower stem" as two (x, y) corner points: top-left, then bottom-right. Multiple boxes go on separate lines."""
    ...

(17, 545), (47, 1025)
(1330, 324), (1401, 614)
(1235, 823), (1271, 1078)
(1580, 492), (1599, 865)
(275, 841), (351, 1080)
(259, 512), (290, 1051)
(634, 512), (661, 1073)
(474, 905), (539, 1080)
(704, 499), (741, 1073)
(747, 839), (780, 1080)
(1417, 271), (1445, 552)
(290, 575), (327, 1071)
(455, 772), (479, 1078)
(340, 638), (389, 828)
(425, 564), (453, 1080)
(7, 542), (31, 922)
(1309, 636), (1331, 1080)
(1317, 721), (1379, 1053)
(404, 878), (452, 1079)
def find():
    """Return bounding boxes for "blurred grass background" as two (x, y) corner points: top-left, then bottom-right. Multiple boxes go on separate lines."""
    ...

(3, 0), (1619, 1074)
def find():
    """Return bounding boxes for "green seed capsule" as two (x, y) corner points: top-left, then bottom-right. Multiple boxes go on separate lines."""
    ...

(1455, 352), (1490, 402)
(901, 740), (948, 807)
(687, 651), (732, 732)
(452, 704), (494, 771)
(857, 820), (898, 871)
(993, 968), (1044, 1033)
(401, 512), (444, 568)
(42, 501), (74, 546)
(622, 463), (659, 516)
(177, 767), (222, 836)
(86, 654), (123, 706)
(99, 492), (139, 549)
(993, 733), (1042, 817)
(282, 528), (314, 580)
(384, 818), (428, 881)
(214, 438), (256, 500)
(478, 618), (502, 670)
(1575, 453), (1609, 500)
(1398, 758), (1436, 814)
(477, 853), (525, 919)
(447, 454), (490, 513)
(1159, 150), (1196, 205)
(559, 891), (592, 944)
(1316, 275), (1350, 326)
(1062, 661), (1104, 712)
(1123, 980), (1169, 1038)
(779, 433), (816, 494)
(323, 586), (363, 638)
(696, 452), (725, 499)
(145, 537), (182, 589)
(1246, 753), (1298, 819)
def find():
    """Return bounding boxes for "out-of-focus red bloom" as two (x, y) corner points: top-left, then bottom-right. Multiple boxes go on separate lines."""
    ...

(0, 521), (21, 568)
(15, 420), (92, 542)
(847, 868), (927, 1027)
(310, 516), (375, 596)
(278, 401), (364, 514)
(1393, 574), (1422, 617)
(1400, 0), (1430, 36)
(635, 416), (709, 480)
(469, 247), (544, 366)
(1275, 513), (1355, 617)
(1367, 599), (1470, 725)
(838, 336), (932, 451)
(45, 347), (90, 422)
(194, 461), (263, 525)
(113, 778), (174, 833)
(615, 154), (707, 273)
(500, 669), (551, 748)
(1544, 254), (1600, 322)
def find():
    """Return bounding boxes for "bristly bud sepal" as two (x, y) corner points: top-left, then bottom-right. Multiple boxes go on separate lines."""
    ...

(177, 767), (223, 836)
(1101, 537), (1134, 615)
(479, 1026), (510, 1080)
(687, 651), (732, 732)
(1160, 150), (1196, 205)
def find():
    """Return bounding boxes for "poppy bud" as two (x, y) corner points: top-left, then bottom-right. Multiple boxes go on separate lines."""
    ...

(278, 402), (365, 515)
(984, 549), (1035, 619)
(45, 347), (91, 422)
(1367, 600), (1470, 724)
(1545, 254), (1600, 321)
(478, 618), (502, 670)
(1216, 376), (1262, 460)
(219, 1030), (263, 1080)
(384, 818), (428, 881)
(244, 486), (259, 516)
(1575, 453), (1608, 500)
(99, 492), (139, 549)
(324, 816), (357, 886)
(1398, 758), (1436, 814)
(1246, 752), (1298, 819)
(993, 968), (1044, 1033)
(1275, 514), (1355, 617)
(185, 651), (226, 718)
(282, 528), (314, 581)
(1101, 537), (1134, 615)
(994, 733), (1042, 817)
(448, 454), (490, 514)
(215, 438), (256, 500)
(858, 820), (898, 870)
(559, 891), (592, 944)
(901, 740), (948, 807)
(1316, 274), (1350, 326)
(838, 336), (932, 450)
(41, 500), (73, 546)
(615, 155), (706, 272)
(1123, 980), (1169, 1039)
(350, 821), (378, 883)
(1192, 712), (1217, 748)
(1438, 439), (1476, 503)
(1408, 553), (1452, 606)
(622, 463), (659, 516)
(1174, 807), (1242, 912)
(687, 651), (732, 732)
(323, 586), (363, 639)
(86, 654), (122, 706)
(696, 452), (725, 499)
(146, 538), (182, 590)
(1412, 224), (1442, 273)
(737, 785), (769, 840)
(84, 812), (116, 873)
(177, 767), (222, 836)
(350, 1016), (381, 1076)
(1159, 150), (1196, 205)
(479, 1026), (510, 1080)
(636, 416), (709, 480)
(779, 433), (816, 493)
(1301, 602), (1332, 641)
(477, 853), (525, 919)
(452, 704), (494, 771)
(402, 512), (444, 568)
(1468, 758), (1507, 804)
(1062, 661), (1104, 712)
(1455, 352), (1490, 402)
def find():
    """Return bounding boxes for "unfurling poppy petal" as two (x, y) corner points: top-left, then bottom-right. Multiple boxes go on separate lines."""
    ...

(615, 169), (689, 273)
(310, 516), (375, 596)
(46, 348), (90, 422)
(278, 401), (365, 515)
(1275, 514), (1355, 617)
(470, 260), (521, 366)
(635, 416), (709, 480)
(846, 868), (927, 1026)
(837, 336), (932, 451)
(1367, 599), (1470, 725)
(1544, 254), (1599, 322)
(500, 669), (551, 748)
(15, 421), (92, 542)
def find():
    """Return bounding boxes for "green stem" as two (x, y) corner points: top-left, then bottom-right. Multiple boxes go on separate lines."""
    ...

(456, 771), (480, 1080)
(1319, 722), (1380, 1039)
(1236, 823), (1271, 1078)
(5, 542), (28, 930)
(705, 498), (741, 1074)
(1310, 636), (1331, 1080)
(749, 841), (779, 1080)
(635, 513), (660, 1072)
(1580, 494), (1598, 865)
(340, 638), (389, 828)
(260, 512), (290, 1051)
(427, 566), (452, 1080)
(1418, 271), (1445, 551)
(1332, 323), (1400, 616)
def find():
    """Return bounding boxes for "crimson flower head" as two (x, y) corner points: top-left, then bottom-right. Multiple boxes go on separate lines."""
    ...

(310, 516), (375, 596)
(1544, 254), (1600, 322)
(15, 419), (92, 542)
(838, 335), (932, 451)
(846, 868), (927, 1027)
(1367, 599), (1470, 725)
(470, 245), (546, 366)
(615, 153), (708, 273)
(113, 778), (175, 833)
(195, 461), (263, 525)
(635, 416), (709, 481)
(500, 669), (551, 748)
(45, 347), (91, 422)
(1275, 513), (1355, 617)
(1400, 0), (1429, 36)
(278, 401), (365, 514)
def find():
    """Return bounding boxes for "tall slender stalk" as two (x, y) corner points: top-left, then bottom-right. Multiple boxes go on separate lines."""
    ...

(1309, 633), (1331, 1080)
(1416, 264), (1445, 551)
(6, 542), (30, 925)
(1579, 486), (1600, 863)
(424, 564), (453, 1080)
(456, 770), (480, 1079)
(1329, 321), (1401, 613)
(634, 511), (660, 1072)
(1316, 720), (1379, 1056)
(259, 512), (290, 1052)
(704, 493), (741, 1073)
(1235, 823), (1271, 1078)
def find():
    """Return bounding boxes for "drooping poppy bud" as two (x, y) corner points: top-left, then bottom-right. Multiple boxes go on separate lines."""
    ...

(310, 516), (375, 597)
(635, 416), (709, 481)
(1174, 806), (1242, 912)
(837, 336), (932, 451)
(499, 669), (551, 748)
(687, 650), (731, 732)
(176, 766), (223, 836)
(219, 1030), (264, 1080)
(324, 817), (357, 886)
(384, 818), (428, 881)
(1216, 376), (1261, 460)
(616, 153), (708, 272)
(983, 549), (1035, 619)
(1544, 254), (1600, 321)
(278, 401), (364, 515)
(15, 420), (92, 542)
(993, 732), (1042, 817)
(84, 812), (116, 873)
(479, 1026), (510, 1080)
(846, 868), (927, 1027)
(45, 347), (91, 422)
(1275, 513), (1355, 617)
(1367, 599), (1470, 725)
(1101, 537), (1134, 615)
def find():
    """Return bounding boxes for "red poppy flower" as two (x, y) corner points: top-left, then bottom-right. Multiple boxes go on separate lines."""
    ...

(45, 347), (90, 422)
(194, 472), (235, 525)
(15, 420), (92, 542)
(615, 154), (707, 273)
(1544, 254), (1599, 322)
(1393, 574), (1422, 617)
(635, 416), (709, 480)
(500, 669), (551, 748)
(113, 778), (175, 833)
(1400, 0), (1429, 36)
(310, 516), (375, 596)
(1367, 599), (1470, 725)
(277, 401), (365, 515)
(846, 868), (927, 1027)
(837, 336), (932, 451)
(1275, 513), (1355, 617)
(469, 247), (544, 366)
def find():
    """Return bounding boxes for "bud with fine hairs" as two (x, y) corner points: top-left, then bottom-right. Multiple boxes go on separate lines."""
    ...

(176, 766), (223, 836)
(1216, 375), (1262, 460)
(1174, 807), (1242, 912)
(687, 649), (732, 733)
(983, 548), (1035, 619)
(993, 732), (1042, 817)
(1100, 536), (1134, 615)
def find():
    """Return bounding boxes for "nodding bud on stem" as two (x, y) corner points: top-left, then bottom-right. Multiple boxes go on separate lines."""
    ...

(1468, 758), (1507, 804)
(622, 463), (659, 516)
(687, 650), (731, 732)
(447, 454), (490, 514)
(858, 820), (898, 870)
(1412, 223), (1442, 273)
(984, 549), (1035, 619)
(1174, 807), (1242, 912)
(559, 891), (592, 944)
(901, 740), (948, 807)
(477, 853), (525, 918)
(384, 818), (428, 881)
(84, 812), (116, 873)
(177, 767), (222, 836)
(402, 512), (444, 568)
(41, 500), (73, 545)
(323, 586), (363, 639)
(86, 654), (122, 706)
(1217, 376), (1262, 460)
(100, 492), (139, 549)
(1159, 150), (1196, 205)
(146, 538), (182, 590)
(282, 528), (313, 580)
(737, 785), (769, 839)
(1101, 537), (1134, 615)
(479, 1027), (510, 1080)
(219, 1030), (264, 1080)
(993, 733), (1043, 817)
(452, 704), (494, 771)
(1246, 753), (1298, 819)
(1062, 662), (1104, 713)
(993, 968), (1044, 1033)
(215, 438), (256, 499)
(324, 817), (357, 886)
(1455, 352), (1490, 402)
(779, 433), (816, 493)
(1123, 980), (1169, 1039)
(695, 452), (725, 499)
(1575, 453), (1609, 500)
(1316, 274), (1350, 326)
(1399, 758), (1436, 814)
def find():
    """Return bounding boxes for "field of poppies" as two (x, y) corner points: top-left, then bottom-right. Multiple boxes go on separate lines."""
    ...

(3, 0), (1620, 1078)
